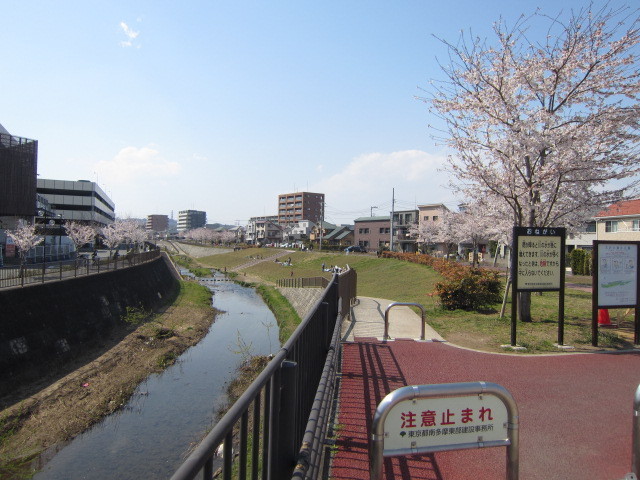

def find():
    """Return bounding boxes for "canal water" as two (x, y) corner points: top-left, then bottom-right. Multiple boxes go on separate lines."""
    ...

(33, 273), (279, 480)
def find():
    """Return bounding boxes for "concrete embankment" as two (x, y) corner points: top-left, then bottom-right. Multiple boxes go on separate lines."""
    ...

(0, 255), (180, 392)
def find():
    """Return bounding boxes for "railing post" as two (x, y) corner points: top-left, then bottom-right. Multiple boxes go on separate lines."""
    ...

(633, 384), (640, 475)
(275, 360), (298, 479)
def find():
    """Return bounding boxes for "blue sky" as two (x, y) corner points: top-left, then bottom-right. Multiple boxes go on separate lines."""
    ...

(1, 1), (630, 225)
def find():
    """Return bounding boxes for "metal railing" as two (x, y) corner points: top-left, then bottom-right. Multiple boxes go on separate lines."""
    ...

(0, 250), (161, 289)
(277, 276), (329, 289)
(172, 267), (357, 480)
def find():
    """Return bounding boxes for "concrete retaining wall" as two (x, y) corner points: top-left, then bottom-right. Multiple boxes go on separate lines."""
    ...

(0, 255), (180, 385)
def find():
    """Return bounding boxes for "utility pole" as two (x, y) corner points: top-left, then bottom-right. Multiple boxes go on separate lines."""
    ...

(319, 201), (324, 251)
(390, 188), (395, 251)
(370, 206), (378, 217)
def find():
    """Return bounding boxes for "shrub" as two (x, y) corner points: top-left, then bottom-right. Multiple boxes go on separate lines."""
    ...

(434, 269), (502, 311)
(382, 251), (502, 311)
(570, 249), (592, 276)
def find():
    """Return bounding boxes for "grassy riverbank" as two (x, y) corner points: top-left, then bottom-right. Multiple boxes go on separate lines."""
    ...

(197, 245), (636, 354)
(0, 281), (214, 479)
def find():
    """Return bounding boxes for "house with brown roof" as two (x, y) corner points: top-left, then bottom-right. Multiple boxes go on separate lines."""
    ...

(595, 199), (640, 241)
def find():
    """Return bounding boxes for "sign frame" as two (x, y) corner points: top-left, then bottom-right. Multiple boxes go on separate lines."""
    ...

(369, 382), (519, 480)
(592, 240), (640, 346)
(511, 227), (566, 346)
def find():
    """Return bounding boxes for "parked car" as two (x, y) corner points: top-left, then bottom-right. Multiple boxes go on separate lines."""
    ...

(344, 245), (366, 253)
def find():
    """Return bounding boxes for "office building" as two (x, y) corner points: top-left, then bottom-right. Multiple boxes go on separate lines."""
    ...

(37, 179), (115, 227)
(0, 124), (38, 219)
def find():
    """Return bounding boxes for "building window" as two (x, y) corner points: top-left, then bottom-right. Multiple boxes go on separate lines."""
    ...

(605, 221), (618, 233)
(585, 222), (596, 233)
(379, 227), (390, 234)
(359, 240), (369, 247)
(358, 228), (370, 234)
(423, 216), (429, 221)
(432, 216), (438, 221)
(632, 220), (640, 231)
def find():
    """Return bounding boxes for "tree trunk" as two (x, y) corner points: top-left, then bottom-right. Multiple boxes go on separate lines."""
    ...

(518, 291), (532, 322)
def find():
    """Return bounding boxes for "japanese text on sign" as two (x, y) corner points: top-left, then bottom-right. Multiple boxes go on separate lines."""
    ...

(516, 235), (562, 290)
(384, 394), (508, 453)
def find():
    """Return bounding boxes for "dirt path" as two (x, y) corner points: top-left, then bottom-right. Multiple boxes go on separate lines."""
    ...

(0, 286), (216, 478)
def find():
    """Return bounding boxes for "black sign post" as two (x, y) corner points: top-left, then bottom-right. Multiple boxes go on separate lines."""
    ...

(511, 227), (566, 347)
(592, 241), (640, 347)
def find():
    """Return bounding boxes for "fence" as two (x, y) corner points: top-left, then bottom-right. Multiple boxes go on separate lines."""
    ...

(0, 250), (161, 289)
(171, 267), (357, 480)
(277, 276), (329, 289)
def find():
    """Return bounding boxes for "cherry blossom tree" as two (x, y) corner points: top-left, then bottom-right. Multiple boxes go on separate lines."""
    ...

(425, 5), (640, 321)
(408, 221), (440, 253)
(119, 219), (147, 250)
(63, 221), (95, 255)
(220, 230), (236, 245)
(101, 222), (127, 258)
(7, 220), (42, 265)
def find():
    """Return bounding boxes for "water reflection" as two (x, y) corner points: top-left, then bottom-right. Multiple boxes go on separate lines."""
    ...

(34, 274), (279, 480)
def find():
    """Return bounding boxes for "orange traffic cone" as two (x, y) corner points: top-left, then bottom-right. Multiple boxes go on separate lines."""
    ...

(598, 309), (611, 326)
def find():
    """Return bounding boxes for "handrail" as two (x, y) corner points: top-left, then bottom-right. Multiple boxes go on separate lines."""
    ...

(0, 250), (161, 289)
(383, 302), (426, 341)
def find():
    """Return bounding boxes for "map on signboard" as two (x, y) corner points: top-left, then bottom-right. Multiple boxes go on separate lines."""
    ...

(598, 244), (637, 307)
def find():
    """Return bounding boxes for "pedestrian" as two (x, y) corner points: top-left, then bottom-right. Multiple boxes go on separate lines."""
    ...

(290, 270), (294, 277)
(322, 262), (325, 271)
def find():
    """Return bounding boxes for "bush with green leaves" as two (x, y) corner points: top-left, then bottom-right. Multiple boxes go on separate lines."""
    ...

(570, 249), (592, 276)
(434, 269), (502, 311)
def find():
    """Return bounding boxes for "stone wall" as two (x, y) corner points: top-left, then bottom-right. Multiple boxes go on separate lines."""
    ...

(0, 255), (180, 387)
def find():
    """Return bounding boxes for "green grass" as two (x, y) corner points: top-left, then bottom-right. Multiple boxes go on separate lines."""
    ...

(171, 254), (213, 277)
(199, 248), (286, 270)
(254, 284), (301, 343)
(182, 249), (636, 353)
(178, 280), (213, 307)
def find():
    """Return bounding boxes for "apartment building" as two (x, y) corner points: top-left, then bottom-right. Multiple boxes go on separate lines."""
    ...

(277, 192), (324, 226)
(353, 216), (390, 252)
(177, 210), (206, 232)
(146, 214), (169, 233)
(393, 209), (419, 252)
(595, 199), (640, 241)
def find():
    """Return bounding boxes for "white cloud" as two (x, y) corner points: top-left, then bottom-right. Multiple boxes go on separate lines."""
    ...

(119, 21), (140, 48)
(311, 149), (453, 221)
(95, 146), (181, 185)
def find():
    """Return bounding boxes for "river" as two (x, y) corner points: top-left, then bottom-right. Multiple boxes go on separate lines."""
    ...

(32, 273), (279, 479)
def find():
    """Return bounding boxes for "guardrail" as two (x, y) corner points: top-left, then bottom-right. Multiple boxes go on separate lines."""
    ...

(0, 250), (161, 288)
(172, 267), (357, 480)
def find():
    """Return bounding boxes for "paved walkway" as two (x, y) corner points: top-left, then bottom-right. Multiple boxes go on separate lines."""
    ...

(331, 296), (640, 480)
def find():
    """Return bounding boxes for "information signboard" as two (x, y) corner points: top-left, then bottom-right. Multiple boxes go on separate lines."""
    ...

(597, 243), (638, 307)
(383, 393), (508, 455)
(511, 227), (566, 346)
(515, 228), (564, 291)
(592, 241), (640, 346)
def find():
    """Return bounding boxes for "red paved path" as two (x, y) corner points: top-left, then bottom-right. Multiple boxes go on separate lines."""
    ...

(331, 339), (640, 480)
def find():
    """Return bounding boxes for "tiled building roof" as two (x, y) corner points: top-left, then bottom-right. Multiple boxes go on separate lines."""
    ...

(595, 199), (640, 217)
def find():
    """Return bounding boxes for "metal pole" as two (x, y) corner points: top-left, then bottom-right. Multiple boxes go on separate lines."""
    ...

(633, 384), (640, 475)
(390, 188), (395, 251)
(384, 302), (426, 341)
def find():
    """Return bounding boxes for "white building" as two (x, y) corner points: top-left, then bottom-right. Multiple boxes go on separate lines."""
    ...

(177, 210), (206, 232)
(37, 179), (115, 227)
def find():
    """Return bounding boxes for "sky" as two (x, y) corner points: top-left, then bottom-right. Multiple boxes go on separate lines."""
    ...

(1, 0), (633, 226)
